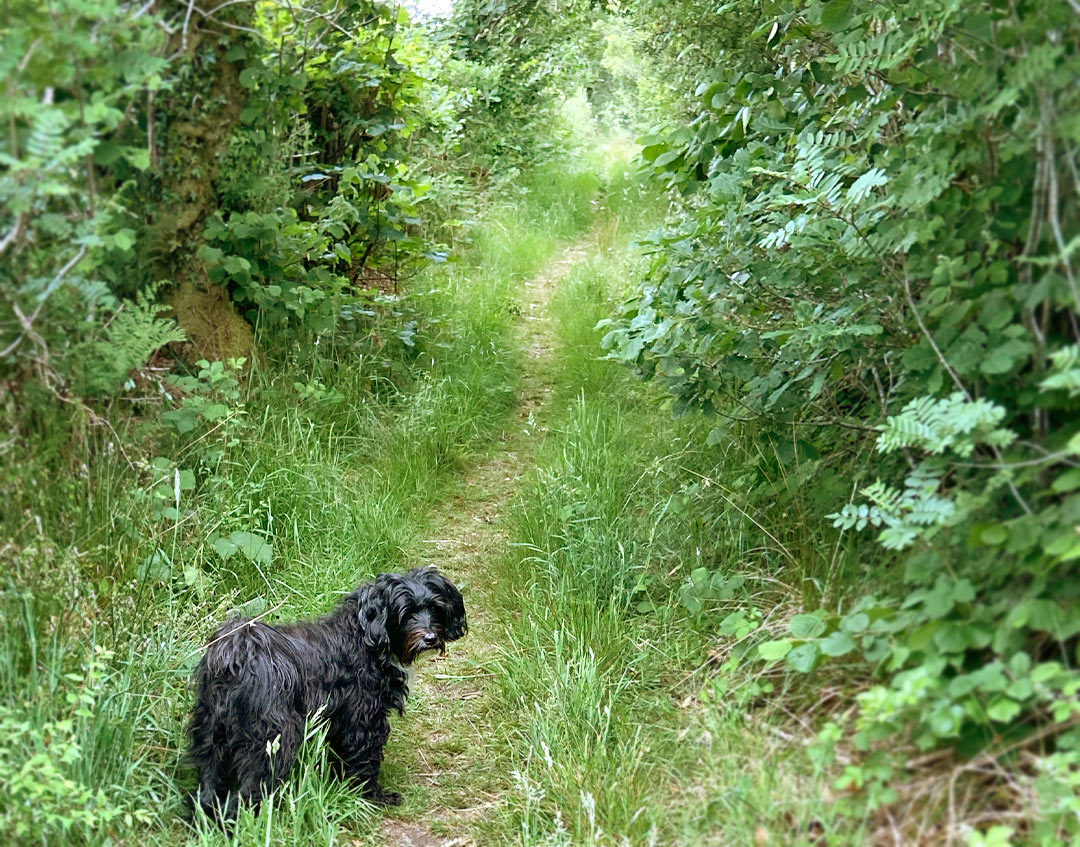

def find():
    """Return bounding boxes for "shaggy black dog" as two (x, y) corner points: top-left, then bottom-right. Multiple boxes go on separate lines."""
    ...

(188, 567), (466, 823)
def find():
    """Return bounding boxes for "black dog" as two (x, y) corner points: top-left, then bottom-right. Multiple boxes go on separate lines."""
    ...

(188, 567), (466, 822)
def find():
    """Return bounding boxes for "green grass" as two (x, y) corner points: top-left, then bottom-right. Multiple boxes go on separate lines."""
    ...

(1, 156), (874, 847)
(472, 197), (870, 846)
(0, 163), (601, 847)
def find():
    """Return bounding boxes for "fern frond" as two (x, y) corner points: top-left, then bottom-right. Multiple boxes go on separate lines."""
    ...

(79, 284), (186, 396)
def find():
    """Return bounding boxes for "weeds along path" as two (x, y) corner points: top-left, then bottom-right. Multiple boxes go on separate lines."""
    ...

(376, 237), (594, 847)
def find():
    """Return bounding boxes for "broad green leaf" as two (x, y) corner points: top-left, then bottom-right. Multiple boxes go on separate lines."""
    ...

(787, 642), (820, 673)
(820, 0), (854, 32)
(233, 597), (267, 617)
(758, 639), (793, 662)
(987, 697), (1021, 723)
(790, 614), (826, 639)
(228, 531), (273, 566)
(820, 631), (856, 657)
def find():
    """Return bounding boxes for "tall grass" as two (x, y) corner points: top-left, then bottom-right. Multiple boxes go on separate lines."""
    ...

(0, 164), (599, 846)
(481, 193), (864, 846)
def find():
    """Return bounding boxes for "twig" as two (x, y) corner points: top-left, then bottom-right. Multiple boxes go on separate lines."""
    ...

(147, 89), (158, 169)
(182, 0), (197, 51)
(0, 214), (23, 258)
(1041, 90), (1080, 333)
(1, 245), (88, 357)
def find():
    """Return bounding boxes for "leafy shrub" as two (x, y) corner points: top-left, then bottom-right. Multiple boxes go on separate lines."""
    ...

(605, 0), (1080, 832)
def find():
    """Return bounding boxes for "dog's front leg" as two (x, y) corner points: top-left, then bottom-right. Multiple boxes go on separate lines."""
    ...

(327, 714), (402, 806)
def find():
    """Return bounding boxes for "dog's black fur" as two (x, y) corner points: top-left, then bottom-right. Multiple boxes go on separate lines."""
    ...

(188, 567), (466, 822)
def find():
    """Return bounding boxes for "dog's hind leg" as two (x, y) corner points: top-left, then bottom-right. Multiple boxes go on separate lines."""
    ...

(188, 687), (236, 823)
(232, 711), (304, 813)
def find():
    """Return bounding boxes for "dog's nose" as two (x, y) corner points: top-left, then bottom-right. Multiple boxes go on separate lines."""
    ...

(423, 632), (439, 647)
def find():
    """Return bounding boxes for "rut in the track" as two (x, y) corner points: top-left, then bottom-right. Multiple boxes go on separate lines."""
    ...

(376, 237), (593, 847)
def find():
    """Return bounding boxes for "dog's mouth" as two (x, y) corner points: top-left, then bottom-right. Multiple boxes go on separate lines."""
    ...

(403, 629), (446, 664)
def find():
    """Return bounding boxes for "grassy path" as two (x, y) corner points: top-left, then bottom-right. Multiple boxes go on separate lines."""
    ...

(377, 237), (595, 847)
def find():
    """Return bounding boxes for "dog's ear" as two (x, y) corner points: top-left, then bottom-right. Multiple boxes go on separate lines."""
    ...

(416, 568), (467, 640)
(356, 582), (392, 659)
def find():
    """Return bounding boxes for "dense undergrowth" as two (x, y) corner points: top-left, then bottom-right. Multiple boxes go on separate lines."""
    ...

(3, 0), (1079, 845)
(0, 164), (599, 845)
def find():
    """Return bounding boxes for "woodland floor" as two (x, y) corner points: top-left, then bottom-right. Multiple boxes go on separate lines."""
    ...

(374, 238), (594, 847)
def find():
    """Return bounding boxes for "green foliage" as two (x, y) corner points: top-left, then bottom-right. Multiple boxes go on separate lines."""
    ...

(600, 0), (1080, 834)
(71, 286), (187, 396)
(0, 645), (151, 845)
(1, 0), (169, 391)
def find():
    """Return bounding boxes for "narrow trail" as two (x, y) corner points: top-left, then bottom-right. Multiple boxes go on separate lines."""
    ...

(376, 237), (594, 847)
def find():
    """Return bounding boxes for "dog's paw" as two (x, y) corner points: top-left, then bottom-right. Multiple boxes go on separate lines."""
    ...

(369, 786), (403, 807)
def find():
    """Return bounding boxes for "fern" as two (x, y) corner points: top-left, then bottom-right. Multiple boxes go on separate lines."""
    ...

(26, 109), (67, 161)
(78, 285), (186, 396)
(831, 397), (1013, 549)
(1041, 345), (1080, 398)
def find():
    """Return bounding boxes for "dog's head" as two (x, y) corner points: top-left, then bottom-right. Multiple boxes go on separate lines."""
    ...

(358, 567), (467, 665)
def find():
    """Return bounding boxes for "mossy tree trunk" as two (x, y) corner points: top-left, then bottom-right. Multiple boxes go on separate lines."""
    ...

(151, 2), (255, 362)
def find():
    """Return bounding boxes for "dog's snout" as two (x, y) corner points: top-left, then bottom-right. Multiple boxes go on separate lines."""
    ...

(423, 631), (439, 646)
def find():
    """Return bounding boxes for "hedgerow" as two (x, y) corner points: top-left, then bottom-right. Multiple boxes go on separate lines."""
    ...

(601, 0), (1080, 839)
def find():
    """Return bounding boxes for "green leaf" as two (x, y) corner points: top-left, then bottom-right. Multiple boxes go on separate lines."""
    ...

(136, 550), (172, 582)
(787, 642), (821, 673)
(112, 229), (135, 251)
(820, 631), (857, 657)
(979, 524), (1008, 546)
(758, 639), (793, 662)
(211, 536), (238, 559)
(820, 0), (854, 32)
(239, 67), (262, 88)
(790, 614), (826, 638)
(987, 697), (1021, 723)
(233, 597), (267, 617)
(1051, 468), (1080, 493)
(841, 612), (870, 633)
(681, 593), (703, 615)
(161, 407), (199, 434)
(228, 531), (273, 566)
(934, 622), (972, 653)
